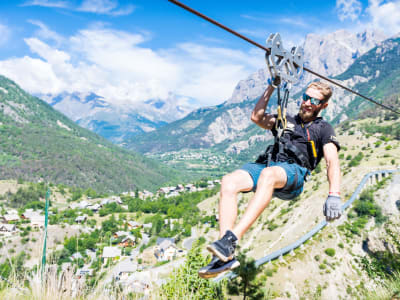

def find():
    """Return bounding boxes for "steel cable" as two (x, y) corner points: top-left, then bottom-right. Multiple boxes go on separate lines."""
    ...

(168, 0), (400, 115)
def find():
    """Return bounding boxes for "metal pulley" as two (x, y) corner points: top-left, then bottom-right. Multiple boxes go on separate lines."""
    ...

(265, 33), (304, 87)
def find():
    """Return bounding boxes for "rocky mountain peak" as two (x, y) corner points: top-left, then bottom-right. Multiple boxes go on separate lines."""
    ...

(303, 28), (386, 77)
(227, 29), (386, 105)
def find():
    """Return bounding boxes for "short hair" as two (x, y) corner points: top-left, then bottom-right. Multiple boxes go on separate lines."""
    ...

(307, 81), (332, 102)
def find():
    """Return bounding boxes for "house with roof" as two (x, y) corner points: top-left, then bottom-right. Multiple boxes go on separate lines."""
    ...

(114, 258), (138, 281)
(87, 204), (101, 212)
(175, 184), (185, 192)
(75, 215), (87, 223)
(114, 231), (129, 238)
(102, 246), (121, 262)
(118, 235), (136, 248)
(0, 223), (17, 235)
(138, 190), (153, 200)
(157, 187), (171, 195)
(185, 184), (196, 192)
(30, 214), (45, 228)
(154, 239), (177, 261)
(78, 200), (90, 209)
(127, 221), (141, 229)
(2, 214), (20, 223)
(21, 209), (41, 220)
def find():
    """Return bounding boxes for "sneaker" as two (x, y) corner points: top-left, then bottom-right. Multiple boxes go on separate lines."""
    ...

(206, 230), (237, 262)
(198, 256), (240, 279)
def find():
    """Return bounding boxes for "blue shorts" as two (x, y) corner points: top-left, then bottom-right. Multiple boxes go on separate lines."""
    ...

(240, 161), (310, 200)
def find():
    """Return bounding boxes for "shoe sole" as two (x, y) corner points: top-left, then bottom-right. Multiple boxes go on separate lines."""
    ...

(198, 260), (240, 279)
(206, 244), (233, 262)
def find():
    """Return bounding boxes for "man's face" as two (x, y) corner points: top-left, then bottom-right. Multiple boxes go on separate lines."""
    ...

(298, 87), (328, 122)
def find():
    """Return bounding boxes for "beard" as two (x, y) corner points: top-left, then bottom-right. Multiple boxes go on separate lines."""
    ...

(298, 104), (322, 122)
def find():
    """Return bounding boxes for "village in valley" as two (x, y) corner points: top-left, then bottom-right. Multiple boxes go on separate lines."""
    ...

(0, 179), (221, 295)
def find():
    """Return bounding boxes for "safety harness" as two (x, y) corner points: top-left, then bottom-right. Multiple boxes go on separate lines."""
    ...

(256, 33), (317, 171)
(256, 85), (314, 171)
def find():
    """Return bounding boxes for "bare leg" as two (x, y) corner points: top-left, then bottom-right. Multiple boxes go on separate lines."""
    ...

(219, 170), (253, 237)
(232, 166), (287, 240)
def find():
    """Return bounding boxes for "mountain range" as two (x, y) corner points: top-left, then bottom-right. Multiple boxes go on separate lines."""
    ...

(38, 91), (199, 144)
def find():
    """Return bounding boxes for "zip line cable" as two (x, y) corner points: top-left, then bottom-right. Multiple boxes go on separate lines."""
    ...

(168, 0), (400, 115)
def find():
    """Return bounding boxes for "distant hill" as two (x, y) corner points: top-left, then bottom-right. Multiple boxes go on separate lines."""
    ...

(0, 75), (182, 193)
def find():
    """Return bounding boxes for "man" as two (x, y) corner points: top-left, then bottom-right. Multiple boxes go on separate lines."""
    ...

(198, 80), (341, 278)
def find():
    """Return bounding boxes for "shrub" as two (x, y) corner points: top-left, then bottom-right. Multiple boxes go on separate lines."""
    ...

(325, 248), (336, 257)
(349, 152), (364, 167)
(267, 222), (278, 231)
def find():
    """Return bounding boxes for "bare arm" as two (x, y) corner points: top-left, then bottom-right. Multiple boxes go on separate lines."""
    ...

(323, 143), (341, 195)
(251, 85), (276, 130)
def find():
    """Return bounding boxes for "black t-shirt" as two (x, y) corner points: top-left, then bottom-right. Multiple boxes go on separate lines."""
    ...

(271, 114), (340, 170)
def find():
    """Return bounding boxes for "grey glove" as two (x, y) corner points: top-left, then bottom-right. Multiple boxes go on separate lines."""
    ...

(323, 195), (342, 221)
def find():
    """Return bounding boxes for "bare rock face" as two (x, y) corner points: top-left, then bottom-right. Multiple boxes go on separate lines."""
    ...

(323, 75), (370, 121)
(301, 29), (386, 81)
(202, 106), (253, 145)
(225, 134), (271, 154)
(365, 231), (398, 254)
(228, 68), (269, 104)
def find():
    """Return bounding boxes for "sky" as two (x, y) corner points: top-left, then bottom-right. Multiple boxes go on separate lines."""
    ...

(0, 0), (399, 107)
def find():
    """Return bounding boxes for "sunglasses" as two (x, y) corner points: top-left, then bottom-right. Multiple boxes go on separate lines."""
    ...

(302, 93), (326, 105)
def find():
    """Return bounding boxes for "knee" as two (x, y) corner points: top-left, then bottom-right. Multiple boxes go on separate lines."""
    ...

(258, 168), (277, 186)
(220, 174), (240, 196)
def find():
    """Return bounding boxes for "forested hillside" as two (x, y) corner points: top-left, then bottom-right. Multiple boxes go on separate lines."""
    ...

(0, 76), (183, 193)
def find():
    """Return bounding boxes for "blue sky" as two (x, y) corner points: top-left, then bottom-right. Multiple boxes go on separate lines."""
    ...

(0, 0), (399, 106)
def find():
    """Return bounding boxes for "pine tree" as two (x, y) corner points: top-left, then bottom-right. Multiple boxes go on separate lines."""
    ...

(161, 240), (223, 299)
(227, 250), (265, 300)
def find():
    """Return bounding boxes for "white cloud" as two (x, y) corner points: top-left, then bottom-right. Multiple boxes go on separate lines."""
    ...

(279, 17), (310, 28)
(0, 23), (10, 46)
(28, 20), (64, 46)
(21, 0), (68, 8)
(0, 27), (262, 106)
(365, 0), (400, 36)
(163, 43), (262, 103)
(78, 0), (134, 16)
(336, 0), (362, 21)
